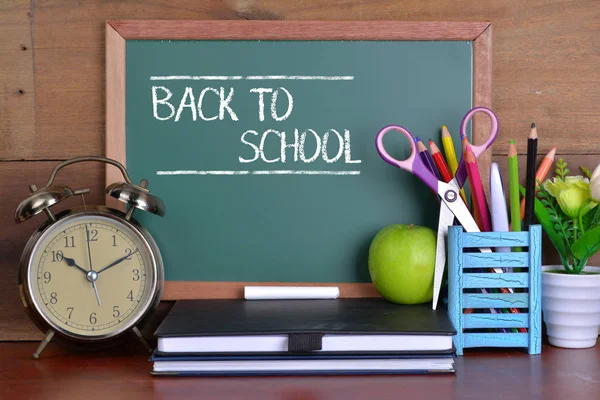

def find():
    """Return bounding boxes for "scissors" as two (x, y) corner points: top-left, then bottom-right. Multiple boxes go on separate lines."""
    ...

(375, 107), (499, 310)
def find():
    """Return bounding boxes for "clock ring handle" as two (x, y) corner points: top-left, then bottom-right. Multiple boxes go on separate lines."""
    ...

(44, 156), (134, 189)
(45, 156), (165, 217)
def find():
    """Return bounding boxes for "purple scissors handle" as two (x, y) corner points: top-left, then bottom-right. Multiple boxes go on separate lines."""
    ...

(375, 125), (440, 193)
(455, 107), (499, 187)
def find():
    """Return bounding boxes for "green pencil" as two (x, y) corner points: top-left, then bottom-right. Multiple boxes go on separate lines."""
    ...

(508, 140), (522, 251)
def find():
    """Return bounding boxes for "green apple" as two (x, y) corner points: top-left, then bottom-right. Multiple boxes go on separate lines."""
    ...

(368, 224), (436, 304)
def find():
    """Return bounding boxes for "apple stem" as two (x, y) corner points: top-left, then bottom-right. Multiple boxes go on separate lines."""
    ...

(409, 224), (414, 229)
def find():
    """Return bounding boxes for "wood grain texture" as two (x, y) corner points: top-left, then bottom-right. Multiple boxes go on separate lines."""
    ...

(1, 342), (600, 399)
(0, 161), (105, 340)
(463, 293), (529, 308)
(472, 25), (493, 195)
(464, 332), (529, 348)
(105, 23), (125, 209)
(529, 225), (542, 354)
(448, 226), (464, 353)
(163, 282), (379, 301)
(110, 20), (489, 40)
(0, 0), (35, 160)
(463, 272), (529, 288)
(17, 0), (236, 160)
(464, 313), (529, 329)
(461, 231), (529, 248)
(463, 252), (529, 267)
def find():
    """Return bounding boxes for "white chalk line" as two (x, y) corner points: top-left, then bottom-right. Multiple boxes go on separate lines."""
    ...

(149, 75), (354, 81)
(150, 76), (244, 81)
(252, 170), (360, 175)
(156, 170), (360, 176)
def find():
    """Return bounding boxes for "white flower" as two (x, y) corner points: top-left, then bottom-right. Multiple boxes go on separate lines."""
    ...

(591, 165), (600, 202)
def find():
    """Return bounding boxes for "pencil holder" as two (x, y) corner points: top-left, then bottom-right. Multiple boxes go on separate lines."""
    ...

(447, 225), (542, 356)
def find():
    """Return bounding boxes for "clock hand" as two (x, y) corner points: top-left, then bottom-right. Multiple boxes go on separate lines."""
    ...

(84, 225), (101, 307)
(84, 225), (95, 272)
(91, 281), (102, 307)
(62, 256), (88, 274)
(97, 249), (139, 274)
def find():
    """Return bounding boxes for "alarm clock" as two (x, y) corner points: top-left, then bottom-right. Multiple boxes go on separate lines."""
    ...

(14, 156), (165, 359)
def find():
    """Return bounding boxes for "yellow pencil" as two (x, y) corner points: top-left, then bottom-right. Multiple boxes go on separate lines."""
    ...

(442, 126), (467, 202)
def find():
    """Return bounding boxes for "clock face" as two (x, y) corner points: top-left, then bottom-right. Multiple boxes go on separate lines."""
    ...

(26, 212), (159, 339)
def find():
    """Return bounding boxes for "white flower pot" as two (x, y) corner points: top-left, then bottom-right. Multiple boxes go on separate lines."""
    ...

(542, 265), (600, 348)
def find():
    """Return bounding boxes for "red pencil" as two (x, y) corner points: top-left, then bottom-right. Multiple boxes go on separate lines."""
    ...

(428, 140), (453, 183)
(464, 145), (492, 232)
(462, 137), (483, 229)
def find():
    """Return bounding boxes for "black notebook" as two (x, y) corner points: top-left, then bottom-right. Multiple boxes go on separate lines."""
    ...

(155, 299), (456, 354)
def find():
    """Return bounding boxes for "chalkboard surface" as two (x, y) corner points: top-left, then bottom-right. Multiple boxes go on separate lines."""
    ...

(124, 40), (472, 283)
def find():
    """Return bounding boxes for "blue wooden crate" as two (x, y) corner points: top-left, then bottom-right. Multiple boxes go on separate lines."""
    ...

(447, 225), (542, 355)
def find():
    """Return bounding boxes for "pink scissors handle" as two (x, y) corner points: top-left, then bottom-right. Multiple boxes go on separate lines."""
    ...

(455, 107), (499, 186)
(375, 125), (440, 193)
(460, 107), (499, 158)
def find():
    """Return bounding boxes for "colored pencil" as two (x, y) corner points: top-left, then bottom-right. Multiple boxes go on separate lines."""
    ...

(441, 126), (467, 200)
(429, 140), (453, 183)
(518, 146), (556, 221)
(465, 145), (492, 232)
(415, 137), (441, 179)
(523, 123), (539, 231)
(508, 140), (522, 250)
(463, 137), (483, 229)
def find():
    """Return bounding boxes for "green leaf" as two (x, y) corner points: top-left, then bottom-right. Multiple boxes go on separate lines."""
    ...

(556, 158), (569, 180)
(520, 185), (569, 259)
(580, 166), (592, 179)
(571, 226), (600, 260)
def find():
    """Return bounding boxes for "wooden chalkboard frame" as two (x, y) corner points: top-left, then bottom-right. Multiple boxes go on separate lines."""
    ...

(105, 20), (492, 300)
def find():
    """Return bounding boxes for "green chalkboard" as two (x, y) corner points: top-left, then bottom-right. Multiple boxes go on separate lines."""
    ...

(125, 40), (472, 283)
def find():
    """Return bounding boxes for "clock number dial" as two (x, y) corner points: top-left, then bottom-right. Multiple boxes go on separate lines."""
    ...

(87, 229), (98, 242)
(50, 250), (64, 263)
(64, 236), (75, 248)
(31, 215), (155, 337)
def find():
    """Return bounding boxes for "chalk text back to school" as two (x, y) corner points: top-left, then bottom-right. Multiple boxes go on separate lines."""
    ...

(151, 85), (362, 166)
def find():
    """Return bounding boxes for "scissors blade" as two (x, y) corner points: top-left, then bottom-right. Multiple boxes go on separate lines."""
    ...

(438, 182), (498, 259)
(437, 181), (481, 234)
(432, 201), (454, 310)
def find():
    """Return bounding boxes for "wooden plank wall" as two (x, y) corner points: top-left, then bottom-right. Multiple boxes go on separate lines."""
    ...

(1, 0), (598, 340)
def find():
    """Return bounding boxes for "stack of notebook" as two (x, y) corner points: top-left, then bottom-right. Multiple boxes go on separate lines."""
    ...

(152, 298), (456, 376)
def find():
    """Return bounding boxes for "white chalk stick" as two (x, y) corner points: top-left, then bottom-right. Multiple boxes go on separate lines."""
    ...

(244, 286), (340, 300)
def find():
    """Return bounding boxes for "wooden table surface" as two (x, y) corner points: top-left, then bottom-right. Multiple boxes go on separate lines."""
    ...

(1, 341), (599, 400)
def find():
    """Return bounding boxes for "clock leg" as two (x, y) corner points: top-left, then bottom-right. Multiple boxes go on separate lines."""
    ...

(33, 329), (55, 360)
(132, 326), (152, 353)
